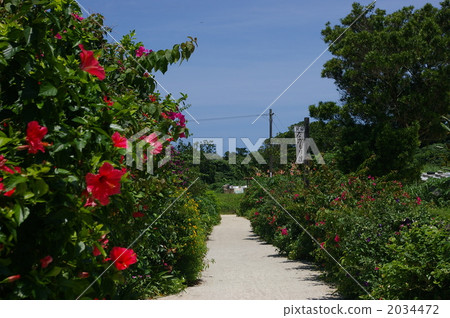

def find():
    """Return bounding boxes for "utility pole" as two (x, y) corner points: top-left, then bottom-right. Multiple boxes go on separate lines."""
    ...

(304, 117), (309, 141)
(304, 117), (310, 187)
(269, 109), (273, 177)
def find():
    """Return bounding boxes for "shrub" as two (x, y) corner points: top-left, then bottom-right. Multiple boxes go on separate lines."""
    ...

(240, 165), (449, 299)
(372, 222), (450, 300)
(0, 0), (216, 300)
(406, 178), (450, 208)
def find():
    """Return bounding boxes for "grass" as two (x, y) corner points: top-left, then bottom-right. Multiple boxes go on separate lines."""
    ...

(216, 193), (245, 214)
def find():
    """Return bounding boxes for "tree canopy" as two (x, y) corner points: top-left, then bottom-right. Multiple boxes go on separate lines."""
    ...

(309, 1), (449, 180)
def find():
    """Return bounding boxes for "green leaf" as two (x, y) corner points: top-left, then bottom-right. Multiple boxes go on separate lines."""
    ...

(92, 127), (110, 138)
(0, 137), (12, 147)
(46, 266), (62, 277)
(73, 138), (87, 152)
(39, 82), (58, 96)
(2, 44), (20, 60)
(90, 154), (102, 169)
(158, 59), (168, 74)
(165, 49), (173, 63)
(34, 179), (49, 197)
(13, 204), (30, 226)
(109, 124), (124, 132)
(4, 174), (27, 191)
(67, 175), (78, 183)
(52, 143), (69, 153)
(54, 168), (71, 175)
(24, 191), (34, 199)
(23, 27), (32, 45)
(111, 272), (125, 283)
(93, 241), (107, 258)
(172, 44), (180, 62)
(72, 117), (89, 125)
(75, 241), (86, 255)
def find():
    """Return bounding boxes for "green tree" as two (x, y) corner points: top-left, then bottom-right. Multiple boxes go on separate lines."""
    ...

(310, 1), (450, 180)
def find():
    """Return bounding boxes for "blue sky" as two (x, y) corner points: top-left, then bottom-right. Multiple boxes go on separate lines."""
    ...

(79, 0), (442, 148)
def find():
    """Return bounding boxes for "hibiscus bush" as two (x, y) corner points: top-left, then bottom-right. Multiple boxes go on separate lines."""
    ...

(1, 0), (217, 299)
(240, 165), (449, 299)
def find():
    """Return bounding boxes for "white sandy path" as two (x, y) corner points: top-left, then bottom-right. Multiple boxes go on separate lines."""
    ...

(161, 215), (339, 300)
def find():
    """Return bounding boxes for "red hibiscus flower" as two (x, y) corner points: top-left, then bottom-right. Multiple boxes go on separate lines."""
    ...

(40, 255), (53, 268)
(71, 13), (84, 21)
(6, 275), (21, 283)
(19, 121), (49, 154)
(0, 178), (16, 197)
(135, 46), (152, 57)
(92, 246), (101, 257)
(334, 235), (340, 243)
(0, 155), (15, 174)
(166, 112), (186, 128)
(144, 133), (163, 155)
(132, 212), (145, 218)
(149, 94), (157, 103)
(109, 247), (137, 270)
(3, 188), (15, 196)
(82, 190), (97, 207)
(93, 235), (109, 257)
(85, 162), (125, 206)
(103, 96), (114, 106)
(79, 44), (106, 80)
(281, 228), (288, 236)
(78, 272), (90, 278)
(111, 132), (128, 149)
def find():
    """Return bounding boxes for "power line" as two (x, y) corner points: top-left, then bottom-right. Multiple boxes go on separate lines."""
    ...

(272, 120), (283, 135)
(194, 114), (269, 122)
(272, 114), (285, 135)
(274, 114), (287, 131)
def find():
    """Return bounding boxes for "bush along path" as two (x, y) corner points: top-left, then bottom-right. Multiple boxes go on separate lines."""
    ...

(238, 165), (449, 300)
(0, 0), (220, 299)
(162, 214), (339, 300)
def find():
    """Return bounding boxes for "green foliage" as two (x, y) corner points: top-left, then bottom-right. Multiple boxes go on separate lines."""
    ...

(310, 1), (450, 180)
(196, 190), (221, 231)
(0, 0), (217, 300)
(240, 165), (449, 299)
(372, 223), (449, 300)
(174, 141), (254, 188)
(216, 193), (244, 214)
(406, 178), (450, 208)
(414, 143), (450, 172)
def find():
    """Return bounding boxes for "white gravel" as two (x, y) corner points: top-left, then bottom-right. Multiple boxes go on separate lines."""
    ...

(161, 215), (340, 300)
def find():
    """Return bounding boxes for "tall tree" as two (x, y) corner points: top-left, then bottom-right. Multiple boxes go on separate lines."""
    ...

(310, 1), (449, 180)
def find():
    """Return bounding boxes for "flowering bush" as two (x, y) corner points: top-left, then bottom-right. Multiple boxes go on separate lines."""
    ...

(240, 165), (449, 299)
(0, 0), (216, 300)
